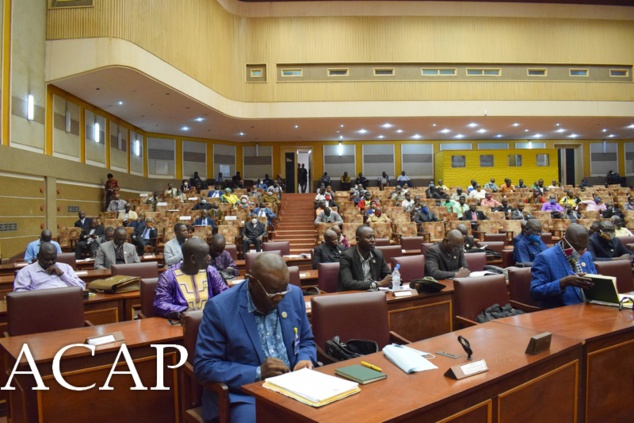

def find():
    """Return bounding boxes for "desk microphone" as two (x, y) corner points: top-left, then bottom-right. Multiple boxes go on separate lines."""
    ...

(457, 336), (472, 360)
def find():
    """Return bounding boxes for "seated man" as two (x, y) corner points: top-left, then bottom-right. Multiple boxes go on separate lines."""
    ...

(410, 202), (438, 223)
(424, 229), (471, 280)
(530, 223), (597, 309)
(314, 207), (343, 225)
(154, 238), (228, 318)
(513, 218), (548, 265)
(312, 229), (345, 269)
(164, 223), (189, 266)
(587, 221), (634, 262)
(194, 253), (316, 422)
(131, 217), (158, 256)
(331, 225), (350, 249)
(541, 194), (564, 218)
(396, 171), (411, 187)
(611, 216), (633, 237)
(24, 230), (62, 263)
(253, 202), (277, 227)
(192, 198), (213, 211)
(525, 189), (546, 205)
(75, 218), (105, 259)
(242, 214), (267, 254)
(107, 192), (127, 212)
(193, 210), (217, 229)
(14, 242), (85, 291)
(480, 193), (501, 209)
(484, 178), (499, 192)
(207, 185), (224, 198)
(461, 204), (488, 231)
(495, 197), (515, 217)
(456, 223), (478, 252)
(262, 189), (280, 206)
(117, 203), (138, 226)
(210, 233), (239, 276)
(511, 203), (532, 221)
(366, 208), (391, 224)
(94, 227), (140, 269)
(338, 225), (392, 291)
(563, 204), (581, 222)
(468, 184), (486, 200)
(74, 211), (91, 232)
(452, 196), (469, 219)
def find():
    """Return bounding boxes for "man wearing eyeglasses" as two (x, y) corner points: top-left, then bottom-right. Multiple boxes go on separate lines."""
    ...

(587, 221), (634, 262)
(513, 218), (548, 266)
(530, 223), (597, 309)
(194, 253), (316, 423)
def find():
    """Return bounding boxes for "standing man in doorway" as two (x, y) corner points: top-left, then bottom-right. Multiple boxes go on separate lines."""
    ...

(298, 163), (308, 193)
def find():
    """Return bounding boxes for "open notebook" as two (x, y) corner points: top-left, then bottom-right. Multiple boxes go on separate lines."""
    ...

(583, 274), (633, 309)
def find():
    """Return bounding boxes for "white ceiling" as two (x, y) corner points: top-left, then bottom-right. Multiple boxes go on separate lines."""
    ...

(52, 67), (634, 144)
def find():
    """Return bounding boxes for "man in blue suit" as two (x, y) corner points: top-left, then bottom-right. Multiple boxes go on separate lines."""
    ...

(530, 223), (597, 309)
(194, 253), (316, 423)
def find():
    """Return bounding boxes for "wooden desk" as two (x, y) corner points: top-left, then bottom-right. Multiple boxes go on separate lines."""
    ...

(0, 318), (183, 423)
(0, 269), (113, 300)
(243, 322), (582, 422)
(493, 303), (634, 423)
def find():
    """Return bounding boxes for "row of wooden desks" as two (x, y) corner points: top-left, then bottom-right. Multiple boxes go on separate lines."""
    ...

(245, 303), (634, 423)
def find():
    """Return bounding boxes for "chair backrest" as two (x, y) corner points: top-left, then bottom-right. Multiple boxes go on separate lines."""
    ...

(392, 255), (425, 284)
(617, 235), (634, 249)
(224, 244), (238, 261)
(182, 309), (204, 364)
(262, 241), (290, 255)
(401, 236), (424, 251)
(507, 267), (539, 307)
(477, 241), (504, 254)
(245, 250), (282, 273)
(594, 261), (634, 293)
(502, 249), (515, 268)
(454, 275), (509, 323)
(140, 277), (159, 318)
(375, 238), (390, 247)
(376, 245), (402, 266)
(317, 262), (340, 293)
(483, 233), (507, 244)
(288, 266), (301, 287)
(56, 252), (77, 270)
(311, 291), (391, 356)
(111, 262), (159, 279)
(7, 286), (85, 336)
(465, 252), (486, 271)
(540, 232), (553, 245)
(421, 242), (435, 256)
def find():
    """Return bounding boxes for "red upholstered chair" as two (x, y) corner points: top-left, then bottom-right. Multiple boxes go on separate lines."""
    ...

(507, 267), (540, 310)
(6, 287), (87, 336)
(502, 249), (515, 268)
(483, 233), (508, 245)
(540, 232), (553, 245)
(392, 255), (425, 284)
(401, 236), (424, 252)
(595, 261), (634, 293)
(224, 244), (238, 262)
(317, 262), (340, 293)
(111, 262), (159, 280)
(476, 241), (504, 255)
(311, 291), (409, 363)
(375, 238), (390, 247)
(453, 275), (511, 328)
(56, 252), (78, 270)
(139, 277), (159, 318)
(376, 245), (402, 267)
(421, 242), (435, 256)
(464, 252), (486, 271)
(180, 310), (229, 423)
(288, 265), (301, 288)
(262, 241), (290, 255)
(617, 235), (634, 250)
(244, 250), (282, 274)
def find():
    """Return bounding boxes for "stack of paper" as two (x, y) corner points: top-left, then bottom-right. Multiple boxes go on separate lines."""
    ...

(263, 368), (360, 407)
(383, 344), (438, 374)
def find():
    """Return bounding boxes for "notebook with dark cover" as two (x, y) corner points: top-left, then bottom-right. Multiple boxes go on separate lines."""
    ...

(335, 364), (387, 385)
(583, 274), (633, 309)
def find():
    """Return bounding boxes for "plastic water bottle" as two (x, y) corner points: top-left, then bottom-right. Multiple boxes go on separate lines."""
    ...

(392, 264), (401, 290)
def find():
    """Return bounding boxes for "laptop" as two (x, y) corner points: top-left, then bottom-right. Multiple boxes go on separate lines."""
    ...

(582, 274), (633, 309)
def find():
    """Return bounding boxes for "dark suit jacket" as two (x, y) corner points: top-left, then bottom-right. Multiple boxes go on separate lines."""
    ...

(243, 221), (266, 240)
(74, 218), (92, 232)
(337, 247), (391, 291)
(80, 225), (104, 241)
(462, 210), (488, 221)
(312, 243), (345, 269)
(132, 222), (158, 240)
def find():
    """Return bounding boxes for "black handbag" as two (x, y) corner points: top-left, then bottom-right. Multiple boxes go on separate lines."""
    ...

(325, 336), (379, 362)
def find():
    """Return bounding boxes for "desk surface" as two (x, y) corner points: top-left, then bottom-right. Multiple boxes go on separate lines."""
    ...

(0, 317), (180, 364)
(243, 321), (581, 422)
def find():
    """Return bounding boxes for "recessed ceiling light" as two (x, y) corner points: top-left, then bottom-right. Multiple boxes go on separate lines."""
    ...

(381, 123), (393, 129)
(432, 123), (437, 127)
(608, 134), (615, 138)
(512, 123), (520, 127)
(340, 124), (345, 128)
(524, 129), (530, 132)
(467, 122), (478, 128)
(533, 133), (543, 138)
(477, 129), (487, 133)
(455, 134), (464, 139)
(555, 128), (566, 133)
(377, 135), (385, 139)
(411, 134), (422, 139)
(194, 117), (204, 122)
(239, 132), (245, 136)
(117, 101), (123, 105)
(294, 125), (299, 129)
(555, 123), (560, 127)
(496, 134), (503, 138)
(339, 135), (344, 139)
(396, 129), (404, 133)
(358, 129), (368, 134)
(628, 124), (634, 129)
(181, 126), (190, 131)
(568, 133), (578, 138)
(336, 130), (340, 134)
(440, 128), (451, 134)
(602, 129), (608, 132)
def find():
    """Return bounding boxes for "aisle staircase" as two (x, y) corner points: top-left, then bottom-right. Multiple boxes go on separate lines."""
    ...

(273, 193), (317, 254)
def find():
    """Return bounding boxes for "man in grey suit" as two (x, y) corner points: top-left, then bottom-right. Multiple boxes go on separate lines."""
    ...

(94, 227), (140, 269)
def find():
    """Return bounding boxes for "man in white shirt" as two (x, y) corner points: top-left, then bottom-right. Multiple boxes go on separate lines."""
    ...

(14, 242), (85, 291)
(397, 171), (412, 187)
(468, 184), (486, 200)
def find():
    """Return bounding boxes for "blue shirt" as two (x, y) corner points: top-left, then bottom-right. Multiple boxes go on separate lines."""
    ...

(24, 240), (62, 263)
(513, 235), (547, 264)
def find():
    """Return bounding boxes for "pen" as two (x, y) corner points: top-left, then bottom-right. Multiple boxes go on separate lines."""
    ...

(361, 361), (382, 372)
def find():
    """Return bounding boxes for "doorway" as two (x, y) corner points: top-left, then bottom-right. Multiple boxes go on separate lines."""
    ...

(297, 150), (311, 193)
(285, 153), (296, 193)
(556, 145), (581, 187)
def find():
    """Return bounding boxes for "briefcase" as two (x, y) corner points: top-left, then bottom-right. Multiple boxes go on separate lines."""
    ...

(89, 275), (140, 294)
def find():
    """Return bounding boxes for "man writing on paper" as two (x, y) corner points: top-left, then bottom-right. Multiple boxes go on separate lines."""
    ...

(530, 223), (597, 309)
(338, 225), (392, 291)
(424, 229), (471, 280)
(194, 253), (316, 423)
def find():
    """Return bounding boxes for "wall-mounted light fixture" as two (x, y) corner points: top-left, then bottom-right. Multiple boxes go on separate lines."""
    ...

(338, 142), (343, 156)
(27, 94), (35, 121)
(134, 139), (141, 157)
(528, 141), (533, 149)
(94, 122), (100, 143)
(65, 106), (71, 133)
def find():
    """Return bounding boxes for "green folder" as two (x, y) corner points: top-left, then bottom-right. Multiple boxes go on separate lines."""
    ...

(335, 364), (387, 385)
